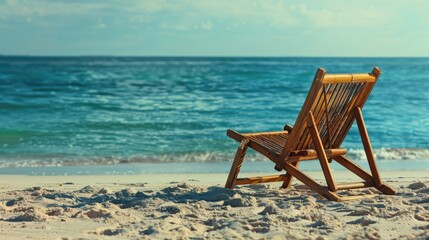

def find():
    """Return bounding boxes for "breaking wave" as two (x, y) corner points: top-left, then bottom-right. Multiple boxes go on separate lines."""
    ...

(0, 148), (428, 168)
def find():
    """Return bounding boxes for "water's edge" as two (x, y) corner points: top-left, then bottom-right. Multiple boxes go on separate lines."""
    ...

(0, 160), (427, 176)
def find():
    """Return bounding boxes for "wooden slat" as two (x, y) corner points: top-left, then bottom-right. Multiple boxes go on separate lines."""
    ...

(227, 129), (280, 163)
(227, 129), (246, 142)
(330, 82), (365, 147)
(297, 126), (311, 150)
(336, 181), (374, 190)
(326, 83), (348, 123)
(326, 84), (344, 113)
(285, 148), (347, 163)
(246, 137), (282, 154)
(272, 134), (287, 144)
(290, 148), (347, 157)
(319, 83), (340, 148)
(332, 67), (381, 146)
(242, 130), (291, 136)
(323, 73), (377, 84)
(328, 84), (361, 146)
(323, 83), (352, 146)
(235, 174), (288, 185)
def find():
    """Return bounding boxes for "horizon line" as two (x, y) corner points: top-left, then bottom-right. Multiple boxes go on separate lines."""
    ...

(1, 54), (429, 58)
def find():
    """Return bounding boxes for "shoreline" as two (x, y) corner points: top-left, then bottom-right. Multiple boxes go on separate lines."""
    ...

(0, 170), (428, 185)
(0, 160), (427, 176)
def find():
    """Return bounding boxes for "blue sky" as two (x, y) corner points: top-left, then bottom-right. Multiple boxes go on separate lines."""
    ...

(0, 0), (428, 56)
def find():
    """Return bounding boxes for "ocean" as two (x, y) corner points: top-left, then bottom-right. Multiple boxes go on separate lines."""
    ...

(0, 56), (428, 174)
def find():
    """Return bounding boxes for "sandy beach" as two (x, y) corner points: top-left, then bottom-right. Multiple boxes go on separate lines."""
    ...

(0, 171), (427, 239)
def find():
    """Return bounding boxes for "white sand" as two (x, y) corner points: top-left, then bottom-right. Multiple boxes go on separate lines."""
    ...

(0, 171), (428, 239)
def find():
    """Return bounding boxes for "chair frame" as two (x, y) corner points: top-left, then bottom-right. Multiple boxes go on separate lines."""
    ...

(225, 67), (395, 201)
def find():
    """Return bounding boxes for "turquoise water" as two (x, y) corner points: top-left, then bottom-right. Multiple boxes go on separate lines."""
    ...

(0, 57), (428, 170)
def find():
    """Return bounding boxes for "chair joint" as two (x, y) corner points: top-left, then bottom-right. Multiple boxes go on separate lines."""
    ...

(239, 139), (249, 149)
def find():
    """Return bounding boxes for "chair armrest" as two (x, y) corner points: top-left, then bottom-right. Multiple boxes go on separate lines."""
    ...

(284, 124), (293, 132)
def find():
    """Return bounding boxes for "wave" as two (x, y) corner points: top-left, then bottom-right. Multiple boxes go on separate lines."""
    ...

(0, 148), (428, 168)
(347, 148), (429, 161)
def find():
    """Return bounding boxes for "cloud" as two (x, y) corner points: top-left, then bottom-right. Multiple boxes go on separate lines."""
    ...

(299, 5), (334, 28)
(159, 20), (213, 31)
(0, 0), (297, 29)
(0, 0), (428, 56)
(200, 21), (213, 30)
(0, 0), (396, 31)
(298, 3), (393, 29)
(94, 22), (107, 29)
(149, 0), (299, 29)
(0, 0), (105, 17)
(123, 0), (396, 31)
(160, 22), (189, 31)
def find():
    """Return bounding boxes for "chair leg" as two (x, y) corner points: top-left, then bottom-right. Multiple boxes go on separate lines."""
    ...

(281, 162), (299, 188)
(282, 161), (341, 201)
(333, 155), (395, 195)
(333, 155), (374, 182)
(376, 184), (396, 195)
(355, 107), (382, 186)
(225, 139), (249, 189)
(307, 112), (337, 192)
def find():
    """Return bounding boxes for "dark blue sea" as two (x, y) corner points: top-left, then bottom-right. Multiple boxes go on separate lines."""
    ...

(0, 56), (428, 173)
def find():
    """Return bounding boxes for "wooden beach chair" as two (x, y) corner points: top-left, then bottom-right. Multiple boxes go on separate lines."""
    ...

(225, 67), (395, 201)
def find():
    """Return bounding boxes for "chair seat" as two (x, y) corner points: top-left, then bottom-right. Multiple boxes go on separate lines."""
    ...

(242, 131), (289, 156)
(227, 129), (347, 161)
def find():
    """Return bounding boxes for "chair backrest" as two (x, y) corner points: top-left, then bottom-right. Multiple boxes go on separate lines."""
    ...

(280, 67), (381, 158)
